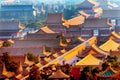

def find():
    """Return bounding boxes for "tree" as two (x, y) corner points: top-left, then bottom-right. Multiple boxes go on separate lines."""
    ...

(80, 66), (93, 80)
(27, 52), (39, 64)
(102, 62), (109, 71)
(92, 67), (101, 80)
(102, 56), (120, 70)
(2, 41), (11, 47)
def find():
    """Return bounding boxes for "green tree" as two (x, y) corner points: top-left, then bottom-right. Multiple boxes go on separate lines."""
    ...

(80, 66), (93, 80)
(2, 41), (11, 47)
(102, 62), (109, 71)
(92, 67), (101, 80)
(107, 56), (120, 70)
(27, 52), (39, 64)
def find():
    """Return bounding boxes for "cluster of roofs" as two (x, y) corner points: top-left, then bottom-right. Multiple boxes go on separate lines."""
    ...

(1, 0), (120, 79)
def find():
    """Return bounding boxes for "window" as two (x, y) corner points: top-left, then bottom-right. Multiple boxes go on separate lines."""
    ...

(100, 34), (109, 36)
(93, 28), (98, 36)
(111, 19), (116, 25)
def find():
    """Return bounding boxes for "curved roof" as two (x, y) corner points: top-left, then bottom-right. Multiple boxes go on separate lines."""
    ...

(99, 39), (119, 51)
(18, 61), (23, 72)
(77, 44), (109, 58)
(63, 15), (85, 27)
(92, 44), (109, 55)
(75, 54), (103, 65)
(79, 11), (90, 18)
(63, 36), (96, 61)
(111, 31), (120, 39)
(112, 72), (120, 79)
(97, 66), (117, 77)
(78, 36), (85, 42)
(88, 0), (99, 7)
(40, 26), (56, 33)
(49, 69), (69, 79)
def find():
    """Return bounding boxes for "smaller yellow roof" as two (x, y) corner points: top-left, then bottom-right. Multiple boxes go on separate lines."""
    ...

(111, 31), (120, 39)
(49, 69), (69, 79)
(40, 26), (56, 33)
(76, 54), (103, 65)
(63, 15), (85, 27)
(88, 0), (99, 6)
(79, 11), (90, 18)
(99, 39), (119, 51)
(18, 61), (23, 72)
(78, 37), (85, 42)
(92, 44), (109, 55)
(24, 55), (35, 66)
(8, 39), (14, 44)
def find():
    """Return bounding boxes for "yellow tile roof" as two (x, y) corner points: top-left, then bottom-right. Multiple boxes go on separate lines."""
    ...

(99, 39), (119, 51)
(111, 31), (120, 39)
(92, 44), (109, 55)
(40, 26), (56, 33)
(88, 0), (99, 6)
(63, 15), (85, 27)
(40, 36), (97, 69)
(78, 37), (85, 42)
(63, 36), (96, 60)
(76, 54), (103, 65)
(49, 69), (69, 79)
(79, 11), (90, 18)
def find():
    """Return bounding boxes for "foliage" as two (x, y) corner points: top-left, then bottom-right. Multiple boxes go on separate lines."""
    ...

(80, 66), (101, 80)
(56, 34), (62, 38)
(25, 20), (45, 29)
(102, 56), (120, 70)
(80, 66), (94, 80)
(45, 45), (53, 53)
(92, 67), (101, 76)
(61, 64), (72, 75)
(7, 61), (19, 72)
(27, 52), (39, 64)
(2, 41), (11, 47)
(56, 34), (67, 44)
(1, 52), (19, 72)
(102, 62), (109, 71)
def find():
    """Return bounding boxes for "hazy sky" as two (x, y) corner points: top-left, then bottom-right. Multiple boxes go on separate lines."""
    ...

(0, 0), (120, 4)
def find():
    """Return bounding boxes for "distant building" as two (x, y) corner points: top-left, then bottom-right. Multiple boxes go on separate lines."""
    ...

(0, 20), (24, 39)
(80, 18), (111, 40)
(76, 0), (95, 15)
(0, 4), (36, 21)
(44, 13), (66, 34)
(97, 0), (120, 33)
